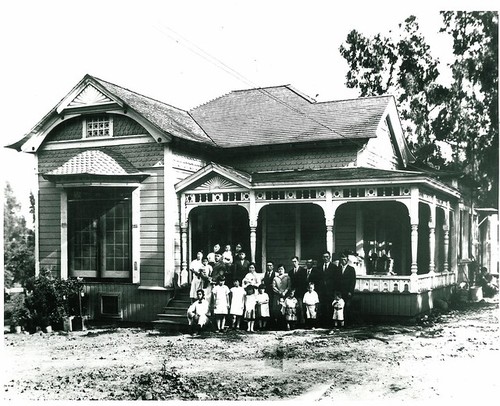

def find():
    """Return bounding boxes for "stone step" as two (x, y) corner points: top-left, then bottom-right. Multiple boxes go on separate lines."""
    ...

(157, 313), (189, 321)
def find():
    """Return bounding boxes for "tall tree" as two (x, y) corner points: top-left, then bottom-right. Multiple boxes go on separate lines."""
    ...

(340, 12), (498, 207)
(4, 182), (35, 288)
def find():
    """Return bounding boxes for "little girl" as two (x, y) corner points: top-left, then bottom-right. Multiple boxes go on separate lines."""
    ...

(212, 277), (230, 331)
(229, 279), (245, 329)
(303, 282), (320, 329)
(255, 284), (270, 330)
(332, 291), (345, 327)
(244, 285), (257, 332)
(284, 290), (299, 330)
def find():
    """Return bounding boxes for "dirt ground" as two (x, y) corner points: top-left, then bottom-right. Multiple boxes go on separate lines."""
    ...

(3, 299), (499, 402)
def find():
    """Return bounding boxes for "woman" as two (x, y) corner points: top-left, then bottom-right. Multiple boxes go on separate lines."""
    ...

(189, 251), (204, 302)
(242, 262), (262, 290)
(272, 264), (291, 327)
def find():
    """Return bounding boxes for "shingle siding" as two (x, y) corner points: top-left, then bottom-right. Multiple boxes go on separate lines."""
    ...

(38, 176), (61, 275)
(223, 147), (358, 173)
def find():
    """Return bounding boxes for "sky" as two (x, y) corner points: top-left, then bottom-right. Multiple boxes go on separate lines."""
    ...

(0, 0), (497, 225)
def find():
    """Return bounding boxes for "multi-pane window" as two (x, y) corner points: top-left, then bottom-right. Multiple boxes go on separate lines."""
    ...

(68, 188), (131, 280)
(86, 115), (112, 138)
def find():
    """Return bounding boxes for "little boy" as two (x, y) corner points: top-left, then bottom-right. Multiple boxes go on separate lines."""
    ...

(187, 289), (210, 335)
(303, 282), (320, 329)
(332, 291), (345, 327)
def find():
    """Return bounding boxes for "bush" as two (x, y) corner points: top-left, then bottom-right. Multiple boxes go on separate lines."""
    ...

(9, 294), (30, 328)
(23, 268), (84, 331)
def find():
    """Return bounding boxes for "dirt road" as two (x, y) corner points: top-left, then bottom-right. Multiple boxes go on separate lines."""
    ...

(3, 300), (499, 401)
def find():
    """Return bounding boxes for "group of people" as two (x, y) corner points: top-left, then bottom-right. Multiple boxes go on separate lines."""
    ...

(186, 243), (357, 335)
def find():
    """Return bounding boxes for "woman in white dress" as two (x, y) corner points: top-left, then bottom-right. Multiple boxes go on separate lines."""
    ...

(189, 251), (204, 302)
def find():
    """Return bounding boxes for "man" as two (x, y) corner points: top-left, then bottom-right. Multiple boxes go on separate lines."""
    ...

(211, 253), (227, 283)
(263, 260), (276, 319)
(187, 289), (210, 336)
(232, 251), (250, 285)
(321, 251), (337, 323)
(333, 251), (357, 324)
(288, 256), (307, 325)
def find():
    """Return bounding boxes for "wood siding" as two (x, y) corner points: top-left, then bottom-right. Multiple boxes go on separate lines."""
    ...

(38, 176), (61, 275)
(334, 204), (356, 254)
(82, 283), (173, 322)
(140, 167), (165, 286)
(356, 285), (454, 317)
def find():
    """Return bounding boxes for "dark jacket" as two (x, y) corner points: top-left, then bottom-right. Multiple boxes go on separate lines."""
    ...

(288, 266), (308, 297)
(333, 264), (356, 300)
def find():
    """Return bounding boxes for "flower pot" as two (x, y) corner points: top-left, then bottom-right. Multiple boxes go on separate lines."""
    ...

(71, 316), (85, 331)
(12, 325), (22, 334)
(44, 325), (53, 333)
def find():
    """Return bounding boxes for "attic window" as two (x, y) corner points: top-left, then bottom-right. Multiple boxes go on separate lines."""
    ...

(85, 115), (113, 138)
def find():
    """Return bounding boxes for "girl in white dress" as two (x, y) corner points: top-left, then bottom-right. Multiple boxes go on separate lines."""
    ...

(244, 285), (257, 332)
(255, 284), (270, 330)
(212, 277), (230, 331)
(229, 279), (246, 329)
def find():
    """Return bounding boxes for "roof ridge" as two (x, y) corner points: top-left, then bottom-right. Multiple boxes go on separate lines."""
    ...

(231, 84), (291, 93)
(314, 94), (394, 104)
(92, 75), (189, 114)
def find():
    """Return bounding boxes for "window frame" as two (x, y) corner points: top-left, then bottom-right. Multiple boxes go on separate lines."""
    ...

(82, 115), (114, 139)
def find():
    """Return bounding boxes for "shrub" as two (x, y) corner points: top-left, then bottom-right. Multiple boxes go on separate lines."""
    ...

(23, 268), (84, 331)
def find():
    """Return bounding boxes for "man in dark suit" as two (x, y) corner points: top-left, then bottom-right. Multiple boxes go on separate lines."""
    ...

(232, 251), (250, 285)
(262, 260), (276, 320)
(288, 256), (307, 325)
(320, 251), (336, 324)
(333, 251), (357, 324)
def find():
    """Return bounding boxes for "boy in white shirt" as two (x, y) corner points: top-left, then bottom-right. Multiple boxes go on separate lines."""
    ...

(303, 282), (320, 329)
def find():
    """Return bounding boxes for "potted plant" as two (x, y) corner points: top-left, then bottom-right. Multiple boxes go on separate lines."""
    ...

(9, 294), (29, 333)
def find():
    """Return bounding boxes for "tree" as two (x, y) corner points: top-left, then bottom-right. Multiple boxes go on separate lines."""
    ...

(339, 12), (498, 208)
(4, 182), (35, 288)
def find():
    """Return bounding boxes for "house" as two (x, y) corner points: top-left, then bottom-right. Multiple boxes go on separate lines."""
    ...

(7, 74), (482, 322)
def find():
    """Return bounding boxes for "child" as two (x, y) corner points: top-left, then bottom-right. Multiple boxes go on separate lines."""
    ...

(255, 284), (270, 330)
(284, 290), (299, 330)
(187, 289), (210, 336)
(229, 279), (245, 329)
(303, 282), (320, 329)
(244, 285), (257, 332)
(199, 257), (213, 301)
(212, 277), (230, 331)
(222, 244), (233, 265)
(332, 291), (345, 327)
(189, 251), (204, 303)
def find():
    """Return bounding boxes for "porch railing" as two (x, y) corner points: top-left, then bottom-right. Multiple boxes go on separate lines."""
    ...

(355, 271), (456, 294)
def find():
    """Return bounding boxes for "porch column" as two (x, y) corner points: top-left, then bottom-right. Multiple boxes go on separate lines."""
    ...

(249, 191), (258, 263)
(250, 224), (257, 263)
(428, 206), (436, 274)
(411, 224), (419, 275)
(443, 208), (450, 272)
(326, 223), (334, 255)
(409, 188), (419, 276)
(180, 223), (189, 285)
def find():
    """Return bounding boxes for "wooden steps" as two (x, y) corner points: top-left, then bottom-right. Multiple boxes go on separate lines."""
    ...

(152, 289), (191, 333)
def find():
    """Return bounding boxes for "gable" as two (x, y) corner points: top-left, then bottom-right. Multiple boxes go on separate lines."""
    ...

(175, 162), (251, 193)
(59, 83), (118, 113)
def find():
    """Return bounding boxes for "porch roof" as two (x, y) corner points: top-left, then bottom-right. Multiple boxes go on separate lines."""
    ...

(251, 167), (423, 184)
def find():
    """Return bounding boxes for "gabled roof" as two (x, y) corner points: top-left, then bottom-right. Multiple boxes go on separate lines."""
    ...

(6, 74), (213, 152)
(175, 162), (252, 192)
(190, 85), (393, 148)
(93, 77), (213, 145)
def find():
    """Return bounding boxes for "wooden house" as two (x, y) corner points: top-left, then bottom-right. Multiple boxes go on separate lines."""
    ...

(7, 74), (478, 322)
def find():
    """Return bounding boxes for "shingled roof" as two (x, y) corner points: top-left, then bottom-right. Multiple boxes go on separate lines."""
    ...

(93, 77), (214, 145)
(190, 85), (393, 148)
(43, 149), (149, 180)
